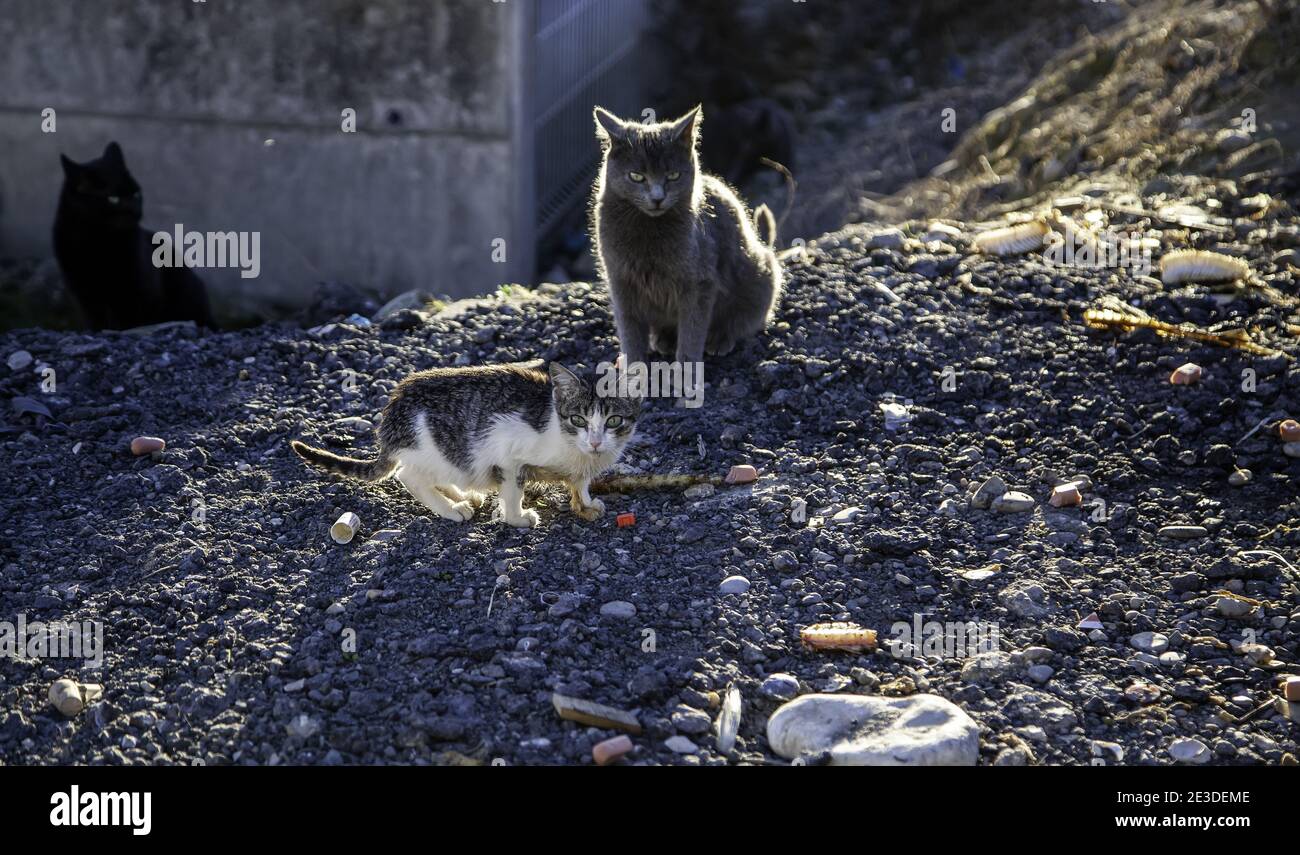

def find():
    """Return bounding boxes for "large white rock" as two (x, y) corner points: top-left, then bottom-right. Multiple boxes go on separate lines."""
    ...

(767, 693), (980, 765)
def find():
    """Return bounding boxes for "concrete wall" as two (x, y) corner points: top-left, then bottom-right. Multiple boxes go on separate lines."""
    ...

(0, 0), (531, 317)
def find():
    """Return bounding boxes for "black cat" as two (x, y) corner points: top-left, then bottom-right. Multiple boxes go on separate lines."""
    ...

(53, 142), (215, 330)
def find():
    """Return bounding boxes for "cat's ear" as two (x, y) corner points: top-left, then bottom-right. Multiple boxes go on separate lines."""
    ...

(669, 105), (701, 147)
(548, 362), (582, 396)
(102, 141), (126, 170)
(59, 154), (79, 178)
(593, 107), (627, 144)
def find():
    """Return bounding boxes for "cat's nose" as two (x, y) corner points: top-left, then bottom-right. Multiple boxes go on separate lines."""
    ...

(649, 185), (665, 202)
(590, 436), (603, 450)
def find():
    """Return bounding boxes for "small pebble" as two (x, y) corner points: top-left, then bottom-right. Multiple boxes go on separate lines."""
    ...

(761, 673), (800, 700)
(724, 464), (758, 484)
(718, 575), (751, 595)
(992, 491), (1035, 513)
(592, 735), (633, 766)
(600, 601), (636, 619)
(130, 436), (166, 456)
(663, 735), (698, 754)
(1048, 483), (1081, 507)
(1169, 737), (1210, 764)
(1169, 363), (1201, 385)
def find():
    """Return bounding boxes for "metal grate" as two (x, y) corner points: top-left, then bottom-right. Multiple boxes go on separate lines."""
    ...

(532, 0), (652, 239)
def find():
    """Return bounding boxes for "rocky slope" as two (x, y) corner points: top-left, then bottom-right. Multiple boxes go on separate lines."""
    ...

(2, 197), (1298, 763)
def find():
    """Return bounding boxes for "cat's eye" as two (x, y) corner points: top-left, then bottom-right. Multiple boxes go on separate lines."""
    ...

(569, 415), (588, 428)
(107, 196), (120, 205)
(666, 171), (681, 181)
(605, 416), (624, 429)
(627, 172), (646, 183)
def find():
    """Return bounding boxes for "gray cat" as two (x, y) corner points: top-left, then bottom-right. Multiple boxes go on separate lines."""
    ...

(590, 105), (782, 385)
(291, 363), (639, 527)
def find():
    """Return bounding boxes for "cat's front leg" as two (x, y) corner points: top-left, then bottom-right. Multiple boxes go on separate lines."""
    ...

(610, 288), (650, 370)
(498, 467), (540, 528)
(675, 286), (714, 404)
(567, 478), (605, 521)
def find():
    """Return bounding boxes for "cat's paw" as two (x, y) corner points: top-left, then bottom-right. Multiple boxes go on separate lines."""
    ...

(571, 498), (605, 521)
(450, 501), (476, 521)
(706, 338), (736, 356)
(464, 490), (487, 508)
(648, 330), (677, 355)
(504, 508), (541, 528)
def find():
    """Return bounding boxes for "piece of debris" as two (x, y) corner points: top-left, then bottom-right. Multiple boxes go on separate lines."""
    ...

(48, 679), (102, 717)
(716, 686), (742, 754)
(880, 401), (912, 431)
(1280, 419), (1300, 442)
(1049, 483), (1082, 507)
(330, 512), (360, 544)
(130, 436), (166, 455)
(1284, 677), (1300, 702)
(1169, 363), (1202, 385)
(1159, 249), (1250, 285)
(1083, 297), (1286, 358)
(724, 464), (758, 484)
(590, 472), (721, 495)
(592, 735), (634, 766)
(1077, 612), (1104, 630)
(551, 692), (642, 734)
(975, 218), (1050, 256)
(800, 622), (878, 652)
(1159, 524), (1208, 540)
(616, 512), (636, 528)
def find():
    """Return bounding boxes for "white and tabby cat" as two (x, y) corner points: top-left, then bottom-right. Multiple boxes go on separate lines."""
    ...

(291, 363), (640, 527)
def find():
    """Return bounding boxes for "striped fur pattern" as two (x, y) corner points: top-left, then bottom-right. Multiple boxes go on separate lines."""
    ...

(291, 363), (640, 527)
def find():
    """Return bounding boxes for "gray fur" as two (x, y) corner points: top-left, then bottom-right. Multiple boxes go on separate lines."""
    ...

(590, 105), (782, 366)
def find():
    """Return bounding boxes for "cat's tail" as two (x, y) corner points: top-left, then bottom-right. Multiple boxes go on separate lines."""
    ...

(290, 440), (397, 482)
(758, 156), (796, 237)
(753, 204), (777, 248)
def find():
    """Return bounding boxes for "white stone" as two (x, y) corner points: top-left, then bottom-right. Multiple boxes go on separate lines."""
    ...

(599, 601), (636, 619)
(1168, 738), (1210, 764)
(1129, 632), (1169, 654)
(993, 491), (1036, 513)
(971, 475), (1006, 510)
(766, 693), (979, 766)
(718, 575), (751, 595)
(663, 735), (698, 754)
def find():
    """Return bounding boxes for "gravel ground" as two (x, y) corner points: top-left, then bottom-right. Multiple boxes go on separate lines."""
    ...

(2, 218), (1299, 766)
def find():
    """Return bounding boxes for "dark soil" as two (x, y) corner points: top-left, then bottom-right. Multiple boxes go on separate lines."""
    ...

(2, 205), (1298, 765)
